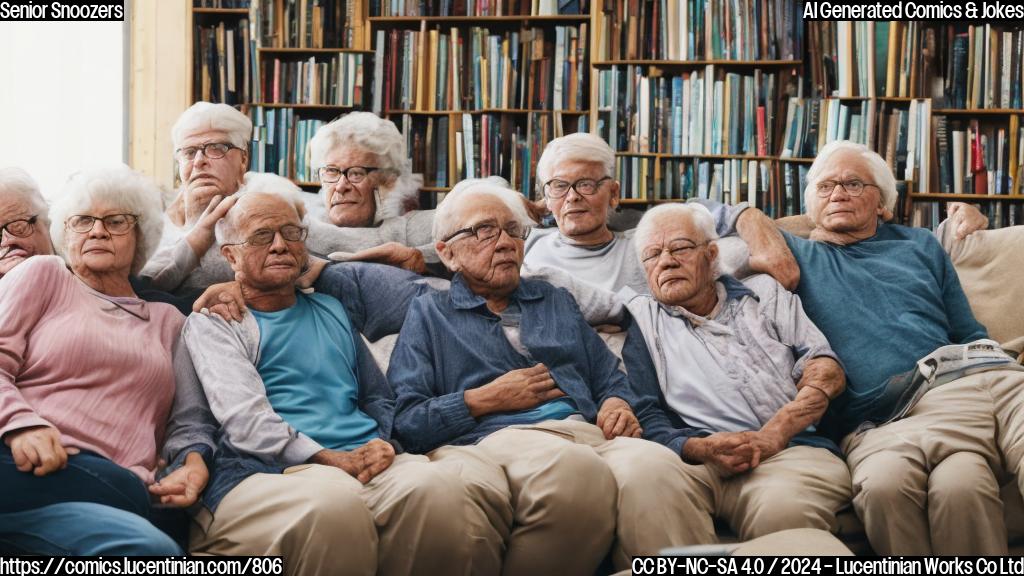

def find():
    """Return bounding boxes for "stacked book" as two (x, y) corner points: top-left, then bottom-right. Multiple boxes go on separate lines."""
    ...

(451, 111), (566, 195)
(597, 64), (778, 156)
(371, 0), (589, 16)
(253, 0), (364, 49)
(261, 53), (368, 106)
(943, 25), (1024, 110)
(597, 0), (801, 61)
(778, 98), (875, 158)
(193, 19), (255, 105)
(377, 24), (587, 113)
(249, 107), (325, 182)
(933, 115), (1024, 196)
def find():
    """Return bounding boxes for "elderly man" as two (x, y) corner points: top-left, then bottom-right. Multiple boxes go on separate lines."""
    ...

(182, 173), (506, 576)
(140, 102), (249, 296)
(387, 180), (699, 573)
(728, 140), (1024, 555)
(611, 203), (852, 548)
(523, 132), (800, 293)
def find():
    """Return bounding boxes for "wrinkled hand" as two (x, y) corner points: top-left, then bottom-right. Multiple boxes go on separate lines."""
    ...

(4, 426), (80, 477)
(185, 194), (239, 258)
(352, 439), (396, 484)
(464, 364), (566, 417)
(522, 196), (550, 223)
(329, 242), (426, 274)
(685, 432), (762, 478)
(746, 429), (786, 463)
(748, 249), (800, 291)
(310, 448), (365, 478)
(149, 452), (209, 508)
(296, 257), (329, 290)
(193, 279), (246, 322)
(947, 202), (988, 240)
(596, 397), (642, 439)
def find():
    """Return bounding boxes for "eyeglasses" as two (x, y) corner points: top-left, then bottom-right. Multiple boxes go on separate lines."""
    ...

(66, 214), (138, 235)
(1, 215), (38, 238)
(174, 142), (240, 163)
(640, 241), (709, 264)
(443, 220), (530, 244)
(814, 179), (879, 198)
(226, 224), (309, 248)
(318, 166), (378, 184)
(543, 176), (613, 199)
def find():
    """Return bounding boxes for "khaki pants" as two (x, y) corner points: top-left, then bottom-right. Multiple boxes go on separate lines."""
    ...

(190, 453), (506, 576)
(843, 369), (1024, 555)
(664, 445), (850, 546)
(434, 418), (708, 574)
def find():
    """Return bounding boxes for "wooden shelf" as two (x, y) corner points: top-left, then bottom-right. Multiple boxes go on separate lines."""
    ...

(911, 193), (1024, 201)
(932, 108), (1024, 116)
(251, 103), (357, 110)
(369, 15), (589, 24)
(619, 198), (695, 204)
(192, 8), (249, 15)
(385, 108), (589, 115)
(421, 187), (452, 192)
(258, 47), (375, 55)
(778, 157), (816, 163)
(295, 181), (321, 187)
(594, 59), (801, 68)
(615, 152), (779, 161)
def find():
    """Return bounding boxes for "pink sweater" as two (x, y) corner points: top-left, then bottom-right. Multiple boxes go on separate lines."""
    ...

(0, 256), (184, 483)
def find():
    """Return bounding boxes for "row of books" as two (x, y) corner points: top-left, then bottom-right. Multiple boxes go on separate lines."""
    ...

(370, 0), (589, 16)
(779, 98), (875, 158)
(597, 0), (802, 62)
(807, 21), (938, 98)
(625, 157), (772, 208)
(399, 114), (451, 188)
(596, 64), (780, 155)
(945, 25), (1024, 110)
(375, 24), (587, 113)
(253, 0), (364, 49)
(911, 201), (1023, 230)
(261, 54), (369, 106)
(248, 107), (325, 182)
(193, 20), (256, 105)
(195, 0), (249, 7)
(933, 115), (1024, 197)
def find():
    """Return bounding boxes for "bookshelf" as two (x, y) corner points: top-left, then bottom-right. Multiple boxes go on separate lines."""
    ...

(186, 5), (1024, 228)
(366, 1), (592, 207)
(188, 0), (373, 191)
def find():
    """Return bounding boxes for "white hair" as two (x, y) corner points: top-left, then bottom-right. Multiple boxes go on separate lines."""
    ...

(172, 102), (253, 150)
(535, 132), (615, 196)
(215, 172), (308, 245)
(804, 140), (897, 221)
(634, 203), (720, 277)
(309, 112), (422, 219)
(49, 166), (165, 275)
(433, 178), (534, 243)
(0, 167), (50, 228)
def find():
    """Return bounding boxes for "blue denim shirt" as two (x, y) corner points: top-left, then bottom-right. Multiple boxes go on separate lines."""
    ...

(389, 274), (639, 454)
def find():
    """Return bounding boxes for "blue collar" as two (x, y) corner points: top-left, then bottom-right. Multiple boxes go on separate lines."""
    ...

(719, 275), (758, 302)
(449, 273), (544, 311)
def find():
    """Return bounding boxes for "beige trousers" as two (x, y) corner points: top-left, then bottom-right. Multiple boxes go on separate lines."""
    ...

(435, 418), (713, 574)
(843, 369), (1024, 556)
(664, 445), (851, 547)
(190, 453), (506, 576)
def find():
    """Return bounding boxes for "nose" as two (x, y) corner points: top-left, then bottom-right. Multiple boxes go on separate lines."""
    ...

(656, 248), (680, 268)
(87, 219), (111, 239)
(564, 184), (584, 202)
(493, 228), (517, 251)
(268, 231), (289, 253)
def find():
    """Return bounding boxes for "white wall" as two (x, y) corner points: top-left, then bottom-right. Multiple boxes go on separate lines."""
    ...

(0, 21), (126, 201)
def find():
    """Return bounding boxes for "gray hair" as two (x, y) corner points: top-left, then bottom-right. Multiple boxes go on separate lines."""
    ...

(804, 140), (897, 221)
(535, 132), (616, 196)
(433, 178), (534, 243)
(172, 102), (253, 150)
(634, 203), (720, 276)
(0, 167), (50, 229)
(309, 112), (422, 219)
(215, 172), (308, 245)
(49, 166), (165, 275)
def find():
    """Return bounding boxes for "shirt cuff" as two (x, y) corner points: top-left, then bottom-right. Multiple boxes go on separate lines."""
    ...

(442, 391), (479, 431)
(281, 433), (325, 466)
(163, 443), (215, 477)
(0, 415), (55, 441)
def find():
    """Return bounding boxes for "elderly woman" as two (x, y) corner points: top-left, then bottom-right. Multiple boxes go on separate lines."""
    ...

(0, 166), (216, 555)
(0, 167), (54, 278)
(386, 180), (696, 573)
(140, 102), (250, 296)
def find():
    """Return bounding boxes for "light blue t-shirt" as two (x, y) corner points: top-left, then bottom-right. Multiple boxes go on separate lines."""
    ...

(253, 292), (379, 452)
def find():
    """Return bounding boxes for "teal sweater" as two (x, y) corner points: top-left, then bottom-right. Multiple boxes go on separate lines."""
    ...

(783, 223), (987, 436)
